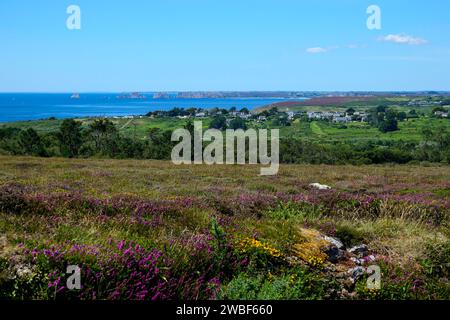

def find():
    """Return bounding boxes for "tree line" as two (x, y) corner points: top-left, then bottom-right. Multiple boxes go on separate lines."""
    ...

(1, 118), (449, 164)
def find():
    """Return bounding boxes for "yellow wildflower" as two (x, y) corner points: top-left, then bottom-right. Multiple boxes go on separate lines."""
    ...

(237, 237), (284, 259)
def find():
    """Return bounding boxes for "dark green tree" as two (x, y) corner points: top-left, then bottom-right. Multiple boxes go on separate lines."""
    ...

(209, 116), (227, 130)
(379, 110), (398, 133)
(346, 108), (356, 115)
(18, 128), (46, 156)
(228, 118), (247, 130)
(184, 120), (195, 136)
(268, 107), (279, 116)
(376, 105), (387, 113)
(185, 108), (197, 116)
(274, 114), (290, 127)
(148, 127), (163, 144)
(58, 119), (83, 157)
(88, 119), (118, 155)
(397, 112), (407, 121)
(432, 106), (446, 114)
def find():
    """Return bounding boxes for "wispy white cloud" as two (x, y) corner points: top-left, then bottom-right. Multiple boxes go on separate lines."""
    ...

(360, 56), (434, 62)
(379, 34), (427, 45)
(306, 44), (362, 54)
(306, 47), (328, 54)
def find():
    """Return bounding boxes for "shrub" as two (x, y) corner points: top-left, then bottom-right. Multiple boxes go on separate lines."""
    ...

(267, 202), (324, 220)
(17, 240), (228, 300)
(0, 258), (49, 300)
(235, 237), (284, 271)
(220, 268), (333, 300)
(421, 241), (450, 278)
(0, 184), (53, 216)
(335, 225), (364, 248)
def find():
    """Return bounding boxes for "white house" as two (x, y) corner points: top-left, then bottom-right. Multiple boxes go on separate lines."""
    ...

(195, 112), (207, 118)
(434, 111), (448, 118)
(333, 116), (352, 123)
(238, 113), (252, 119)
(287, 111), (295, 120)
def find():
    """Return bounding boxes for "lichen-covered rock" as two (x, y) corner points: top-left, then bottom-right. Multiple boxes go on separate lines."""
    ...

(322, 235), (344, 249)
(348, 244), (369, 258)
(293, 228), (345, 264)
(347, 266), (366, 281)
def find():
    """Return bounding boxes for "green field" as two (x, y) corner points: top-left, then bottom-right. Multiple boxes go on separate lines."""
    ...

(309, 121), (325, 136)
(0, 117), (212, 140)
(2, 114), (448, 143)
(274, 117), (449, 142)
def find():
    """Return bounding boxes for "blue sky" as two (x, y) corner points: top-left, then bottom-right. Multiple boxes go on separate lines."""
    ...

(0, 0), (449, 92)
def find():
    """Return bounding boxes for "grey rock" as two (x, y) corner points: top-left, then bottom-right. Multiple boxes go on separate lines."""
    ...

(325, 246), (345, 263)
(350, 257), (365, 265)
(322, 235), (344, 249)
(320, 235), (345, 263)
(348, 244), (369, 258)
(348, 266), (366, 281)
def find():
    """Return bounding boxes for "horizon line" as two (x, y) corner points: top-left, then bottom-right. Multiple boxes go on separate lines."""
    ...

(1, 90), (450, 94)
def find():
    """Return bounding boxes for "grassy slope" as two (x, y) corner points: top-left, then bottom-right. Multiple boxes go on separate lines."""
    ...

(1, 155), (448, 238)
(280, 117), (449, 142)
(1, 156), (449, 198)
(0, 156), (448, 299)
(255, 96), (447, 113)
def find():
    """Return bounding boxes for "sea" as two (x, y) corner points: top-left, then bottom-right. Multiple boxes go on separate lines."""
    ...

(0, 93), (293, 123)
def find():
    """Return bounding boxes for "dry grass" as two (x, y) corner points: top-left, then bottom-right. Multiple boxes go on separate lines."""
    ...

(0, 156), (448, 199)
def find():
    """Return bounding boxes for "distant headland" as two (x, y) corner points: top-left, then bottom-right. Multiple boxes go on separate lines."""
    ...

(153, 91), (450, 99)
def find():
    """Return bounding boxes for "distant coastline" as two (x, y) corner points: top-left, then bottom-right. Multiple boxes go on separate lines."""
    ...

(0, 93), (293, 123)
(1, 91), (449, 123)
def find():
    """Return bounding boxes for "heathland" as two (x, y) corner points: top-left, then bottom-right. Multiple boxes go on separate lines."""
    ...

(0, 156), (448, 300)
